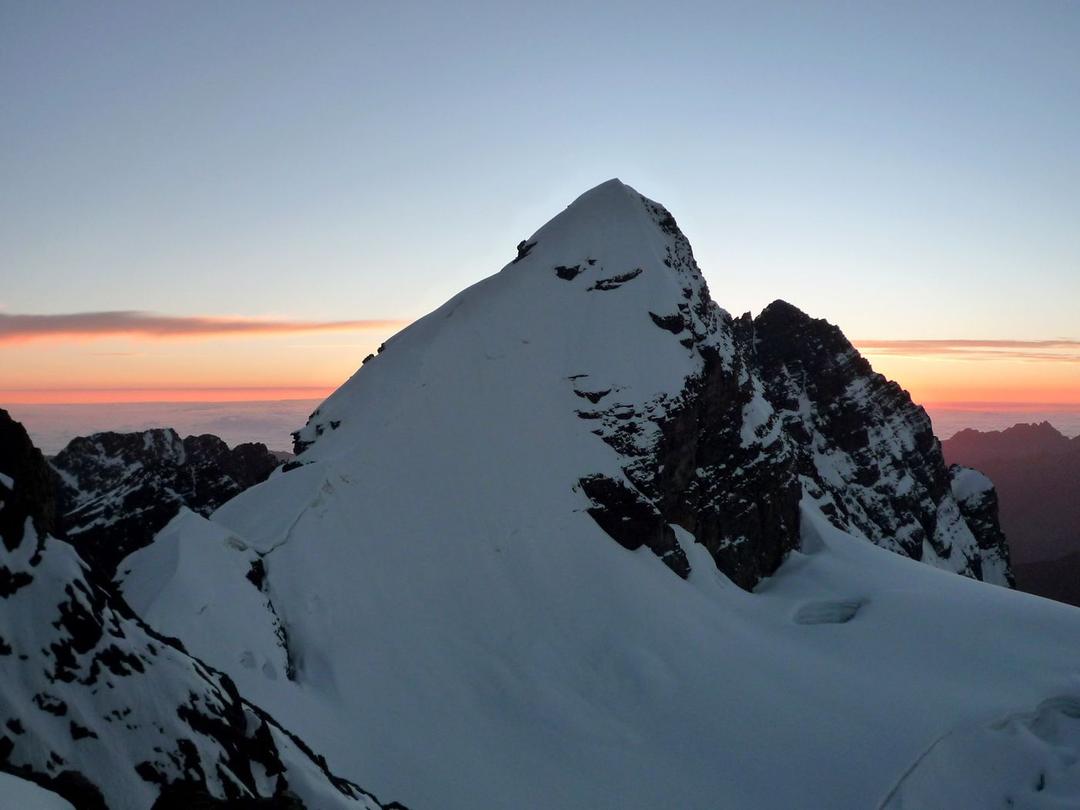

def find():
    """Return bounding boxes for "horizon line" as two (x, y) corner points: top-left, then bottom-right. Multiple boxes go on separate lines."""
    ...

(4, 388), (1080, 409)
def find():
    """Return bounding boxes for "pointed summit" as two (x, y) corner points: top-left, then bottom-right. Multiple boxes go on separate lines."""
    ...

(291, 180), (722, 459)
(277, 179), (1007, 589)
(511, 177), (692, 271)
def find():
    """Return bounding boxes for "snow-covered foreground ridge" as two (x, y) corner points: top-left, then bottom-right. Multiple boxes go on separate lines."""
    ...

(121, 180), (1080, 808)
(0, 411), (404, 809)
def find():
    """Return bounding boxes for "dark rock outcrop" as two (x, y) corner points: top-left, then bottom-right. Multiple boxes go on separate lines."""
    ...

(582, 342), (803, 589)
(571, 197), (1011, 589)
(579, 474), (691, 578)
(949, 465), (1014, 587)
(51, 430), (280, 576)
(750, 300), (1009, 581)
(0, 409), (57, 550)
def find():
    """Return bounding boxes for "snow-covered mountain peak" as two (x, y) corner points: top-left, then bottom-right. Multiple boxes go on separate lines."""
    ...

(103, 182), (1080, 810)
(507, 177), (720, 323)
(291, 181), (725, 466)
(286, 180), (1005, 585)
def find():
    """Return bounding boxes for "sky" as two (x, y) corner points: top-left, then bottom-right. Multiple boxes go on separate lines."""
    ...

(2, 1), (1078, 407)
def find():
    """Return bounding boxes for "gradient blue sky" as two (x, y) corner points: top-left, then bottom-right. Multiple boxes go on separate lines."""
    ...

(2, 1), (1078, 402)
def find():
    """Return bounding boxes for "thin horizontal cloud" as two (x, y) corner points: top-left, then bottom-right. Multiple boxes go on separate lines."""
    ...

(0, 311), (411, 345)
(855, 338), (1080, 363)
(0, 386), (336, 405)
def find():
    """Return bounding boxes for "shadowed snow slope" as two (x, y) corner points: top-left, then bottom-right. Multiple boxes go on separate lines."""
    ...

(0, 410), (401, 810)
(0, 772), (76, 809)
(120, 181), (1073, 809)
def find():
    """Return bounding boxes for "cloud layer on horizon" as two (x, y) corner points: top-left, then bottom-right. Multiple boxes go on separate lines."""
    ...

(5, 313), (1078, 365)
(0, 311), (411, 344)
(855, 339), (1080, 363)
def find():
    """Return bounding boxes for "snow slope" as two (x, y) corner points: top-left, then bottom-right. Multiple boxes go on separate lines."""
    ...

(0, 410), (401, 810)
(120, 180), (1079, 809)
(0, 772), (76, 809)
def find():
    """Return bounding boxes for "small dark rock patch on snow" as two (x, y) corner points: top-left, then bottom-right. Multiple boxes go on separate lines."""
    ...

(246, 559), (267, 591)
(649, 311), (685, 334)
(573, 389), (611, 404)
(588, 268), (643, 291)
(513, 240), (537, 263)
(69, 721), (98, 740)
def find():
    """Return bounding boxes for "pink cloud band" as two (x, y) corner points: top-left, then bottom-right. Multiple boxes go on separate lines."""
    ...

(855, 339), (1080, 363)
(0, 311), (411, 345)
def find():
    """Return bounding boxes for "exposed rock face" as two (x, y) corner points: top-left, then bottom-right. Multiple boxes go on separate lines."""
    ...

(537, 190), (1012, 589)
(949, 466), (1014, 587)
(0, 410), (401, 810)
(580, 338), (803, 589)
(51, 430), (280, 576)
(0, 409), (57, 549)
(749, 301), (1011, 584)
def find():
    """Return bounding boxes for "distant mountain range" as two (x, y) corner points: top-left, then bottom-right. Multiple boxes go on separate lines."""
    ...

(49, 430), (282, 577)
(943, 421), (1080, 606)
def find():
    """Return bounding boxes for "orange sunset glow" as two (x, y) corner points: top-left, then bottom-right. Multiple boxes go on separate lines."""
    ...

(0, 311), (411, 345)
(0, 320), (398, 405)
(1, 324), (1078, 407)
(860, 350), (1080, 406)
